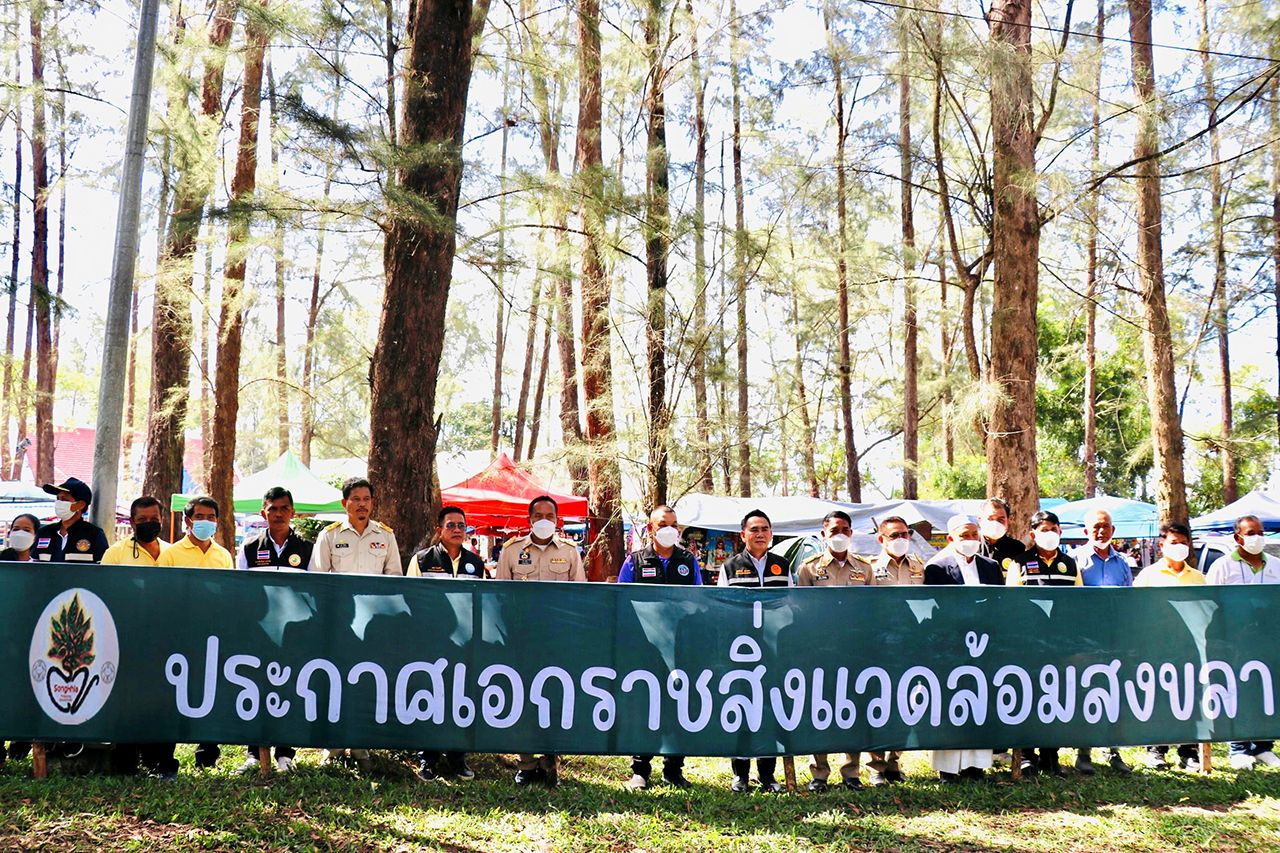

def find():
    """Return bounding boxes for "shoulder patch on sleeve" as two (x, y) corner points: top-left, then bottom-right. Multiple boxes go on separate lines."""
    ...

(324, 521), (343, 531)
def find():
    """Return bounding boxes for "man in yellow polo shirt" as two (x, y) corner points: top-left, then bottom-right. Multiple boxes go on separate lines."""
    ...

(156, 495), (233, 771)
(102, 497), (169, 566)
(1135, 521), (1204, 771)
(158, 496), (234, 570)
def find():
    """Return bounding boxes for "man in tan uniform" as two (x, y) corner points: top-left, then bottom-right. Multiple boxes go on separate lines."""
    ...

(861, 515), (924, 784)
(797, 510), (872, 792)
(495, 495), (585, 786)
(312, 477), (402, 575)
(311, 477), (401, 771)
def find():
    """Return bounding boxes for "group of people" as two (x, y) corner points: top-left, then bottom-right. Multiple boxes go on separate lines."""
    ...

(3, 479), (1278, 790)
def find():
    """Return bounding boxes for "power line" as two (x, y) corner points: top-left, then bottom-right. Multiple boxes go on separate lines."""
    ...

(852, 0), (1280, 65)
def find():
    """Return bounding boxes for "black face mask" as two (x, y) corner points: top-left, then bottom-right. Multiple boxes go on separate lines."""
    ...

(134, 521), (162, 544)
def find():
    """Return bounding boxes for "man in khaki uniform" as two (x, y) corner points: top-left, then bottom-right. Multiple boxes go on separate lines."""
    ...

(495, 495), (585, 786)
(312, 477), (402, 576)
(797, 510), (872, 792)
(311, 477), (401, 772)
(860, 515), (925, 784)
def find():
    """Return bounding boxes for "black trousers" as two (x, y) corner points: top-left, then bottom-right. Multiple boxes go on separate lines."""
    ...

(632, 754), (684, 778)
(730, 757), (776, 782)
(421, 750), (466, 769)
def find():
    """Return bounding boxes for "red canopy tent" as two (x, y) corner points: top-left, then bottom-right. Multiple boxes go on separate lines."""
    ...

(440, 453), (588, 532)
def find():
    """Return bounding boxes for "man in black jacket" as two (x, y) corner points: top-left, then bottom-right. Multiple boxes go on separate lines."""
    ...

(617, 504), (700, 789)
(407, 505), (486, 781)
(33, 477), (108, 564)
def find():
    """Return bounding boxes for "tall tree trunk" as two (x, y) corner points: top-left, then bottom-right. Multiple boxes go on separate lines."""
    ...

(939, 247), (954, 465)
(3, 35), (22, 481)
(731, 0), (751, 497)
(790, 252), (819, 498)
(50, 44), (66, 377)
(1128, 0), (1189, 523)
(143, 0), (238, 518)
(512, 280), (542, 462)
(688, 0), (713, 493)
(1272, 77), (1280, 442)
(14, 291), (34, 481)
(199, 240), (213, 482)
(384, 0), (397, 146)
(30, 0), (54, 484)
(1198, 0), (1234, 503)
(825, 8), (859, 501)
(369, 0), (490, 555)
(526, 300), (553, 459)
(300, 54), (340, 467)
(209, 9), (268, 551)
(268, 57), (289, 456)
(899, 9), (918, 499)
(644, 0), (670, 506)
(987, 0), (1041, 527)
(1083, 0), (1103, 497)
(577, 0), (622, 579)
(490, 78), (510, 457)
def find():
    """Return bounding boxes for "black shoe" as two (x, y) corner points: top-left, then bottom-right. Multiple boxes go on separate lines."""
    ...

(1019, 760), (1038, 777)
(416, 763), (438, 782)
(1109, 754), (1133, 774)
(515, 768), (546, 786)
(939, 772), (961, 784)
(731, 775), (751, 793)
(662, 772), (691, 789)
(808, 779), (829, 793)
(884, 770), (906, 783)
(452, 760), (475, 781)
(1044, 762), (1067, 778)
(842, 776), (863, 790)
(544, 767), (559, 788)
(759, 778), (783, 793)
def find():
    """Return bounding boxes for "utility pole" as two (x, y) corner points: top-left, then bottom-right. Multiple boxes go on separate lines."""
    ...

(91, 0), (161, 535)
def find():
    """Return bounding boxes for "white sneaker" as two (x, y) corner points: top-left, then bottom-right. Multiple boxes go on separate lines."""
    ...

(1254, 751), (1280, 767)
(1230, 754), (1256, 771)
(276, 756), (296, 773)
(236, 757), (262, 775)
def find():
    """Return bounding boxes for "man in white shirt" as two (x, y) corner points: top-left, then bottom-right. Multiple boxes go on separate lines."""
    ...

(1206, 514), (1280, 770)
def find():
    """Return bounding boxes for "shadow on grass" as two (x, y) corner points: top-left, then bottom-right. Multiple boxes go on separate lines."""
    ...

(3, 751), (1280, 851)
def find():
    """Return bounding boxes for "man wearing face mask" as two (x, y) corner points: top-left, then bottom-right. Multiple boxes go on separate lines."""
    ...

(1134, 522), (1204, 771)
(1007, 510), (1080, 776)
(1206, 515), (1280, 769)
(616, 505), (700, 790)
(32, 477), (108, 564)
(156, 496), (233, 771)
(977, 497), (1025, 579)
(1068, 508), (1134, 775)
(868, 516), (925, 586)
(796, 510), (873, 791)
(925, 515), (1003, 781)
(101, 497), (169, 566)
(495, 496), (586, 787)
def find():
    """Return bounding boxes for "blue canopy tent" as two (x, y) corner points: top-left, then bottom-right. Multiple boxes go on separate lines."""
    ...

(1052, 495), (1159, 539)
(1191, 490), (1280, 534)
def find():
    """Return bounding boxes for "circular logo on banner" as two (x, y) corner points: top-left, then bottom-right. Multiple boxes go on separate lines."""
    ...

(29, 589), (119, 725)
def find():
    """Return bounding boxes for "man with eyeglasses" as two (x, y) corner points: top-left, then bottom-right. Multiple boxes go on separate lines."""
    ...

(406, 505), (486, 781)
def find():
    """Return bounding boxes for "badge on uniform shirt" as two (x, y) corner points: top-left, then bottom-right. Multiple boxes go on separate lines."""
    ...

(1056, 562), (1067, 573)
(1026, 560), (1040, 572)
(551, 558), (567, 564)
(37, 538), (50, 549)
(76, 539), (91, 553)
(335, 542), (350, 549)
(463, 564), (476, 574)
(369, 542), (387, 551)
(815, 571), (830, 581)
(257, 550), (271, 561)
(518, 550), (532, 565)
(770, 565), (782, 575)
(677, 564), (690, 577)
(641, 566), (658, 578)
(288, 553), (302, 567)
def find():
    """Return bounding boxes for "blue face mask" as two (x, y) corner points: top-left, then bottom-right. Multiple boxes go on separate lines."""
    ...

(191, 519), (218, 541)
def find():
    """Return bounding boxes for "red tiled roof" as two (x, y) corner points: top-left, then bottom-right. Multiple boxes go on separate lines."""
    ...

(24, 427), (205, 483)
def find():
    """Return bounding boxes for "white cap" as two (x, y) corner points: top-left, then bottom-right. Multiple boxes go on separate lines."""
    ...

(946, 514), (978, 534)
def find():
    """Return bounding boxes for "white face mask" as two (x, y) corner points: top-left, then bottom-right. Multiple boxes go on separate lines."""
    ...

(1163, 542), (1190, 564)
(954, 539), (981, 559)
(1241, 534), (1267, 556)
(826, 533), (851, 554)
(979, 520), (1007, 541)
(654, 526), (680, 549)
(1033, 530), (1060, 552)
(7, 529), (35, 552)
(54, 500), (76, 521)
(530, 519), (557, 540)
(885, 537), (911, 558)
(1091, 536), (1112, 551)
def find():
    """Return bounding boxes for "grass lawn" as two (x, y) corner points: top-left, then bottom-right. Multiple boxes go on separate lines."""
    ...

(2, 745), (1279, 851)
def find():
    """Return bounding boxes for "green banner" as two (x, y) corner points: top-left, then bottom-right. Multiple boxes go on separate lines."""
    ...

(1, 563), (1277, 755)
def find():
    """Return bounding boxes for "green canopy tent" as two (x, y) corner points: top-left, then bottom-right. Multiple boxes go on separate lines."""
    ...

(169, 450), (345, 514)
